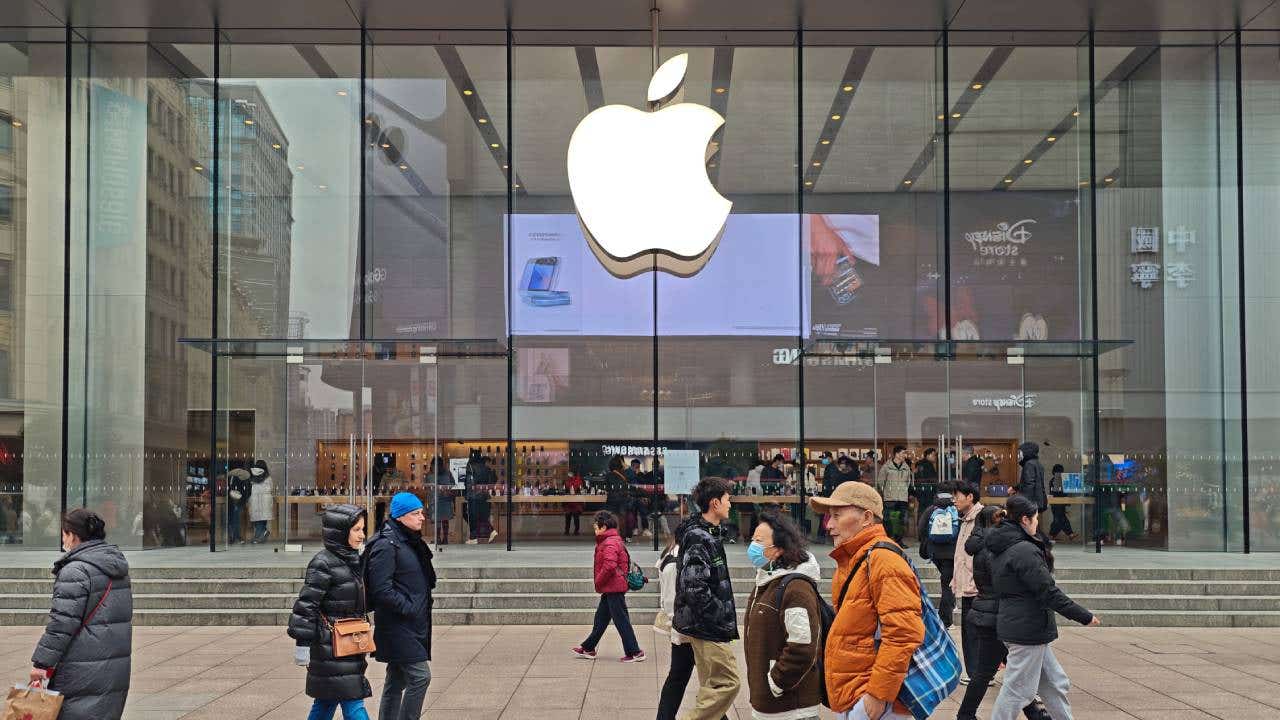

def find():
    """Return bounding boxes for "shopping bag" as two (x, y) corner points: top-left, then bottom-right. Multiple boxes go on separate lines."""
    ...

(3, 683), (63, 720)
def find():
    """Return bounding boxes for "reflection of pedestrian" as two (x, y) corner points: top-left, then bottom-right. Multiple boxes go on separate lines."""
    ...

(30, 509), (133, 720)
(365, 493), (435, 720)
(465, 452), (497, 544)
(564, 471), (584, 536)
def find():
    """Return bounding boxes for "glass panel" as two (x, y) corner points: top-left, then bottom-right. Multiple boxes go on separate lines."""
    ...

(219, 35), (360, 340)
(363, 34), (508, 341)
(510, 42), (656, 546)
(874, 355), (948, 548)
(217, 355), (286, 550)
(1025, 356), (1091, 550)
(1095, 35), (1237, 550)
(74, 39), (215, 549)
(0, 37), (68, 549)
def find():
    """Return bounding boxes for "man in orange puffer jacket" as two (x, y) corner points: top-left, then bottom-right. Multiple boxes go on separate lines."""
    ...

(811, 482), (925, 720)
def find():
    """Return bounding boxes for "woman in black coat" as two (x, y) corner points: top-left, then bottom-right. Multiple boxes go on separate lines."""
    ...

(29, 509), (133, 720)
(288, 504), (372, 720)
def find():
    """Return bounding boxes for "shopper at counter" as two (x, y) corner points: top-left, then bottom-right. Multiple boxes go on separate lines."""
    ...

(875, 447), (913, 546)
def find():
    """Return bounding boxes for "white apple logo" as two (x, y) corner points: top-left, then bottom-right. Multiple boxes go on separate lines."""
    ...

(567, 53), (732, 278)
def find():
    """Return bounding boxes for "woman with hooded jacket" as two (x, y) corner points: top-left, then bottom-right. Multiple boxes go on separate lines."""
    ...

(29, 508), (133, 720)
(988, 495), (1099, 720)
(288, 504), (373, 720)
(248, 459), (275, 543)
(743, 510), (823, 720)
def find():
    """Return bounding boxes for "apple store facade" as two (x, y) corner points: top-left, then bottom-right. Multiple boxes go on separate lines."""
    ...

(1, 0), (1279, 556)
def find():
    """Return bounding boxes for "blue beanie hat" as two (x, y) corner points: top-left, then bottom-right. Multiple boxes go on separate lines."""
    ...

(390, 492), (424, 519)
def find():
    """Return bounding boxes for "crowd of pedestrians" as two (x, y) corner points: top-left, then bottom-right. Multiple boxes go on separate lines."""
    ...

(21, 463), (1100, 720)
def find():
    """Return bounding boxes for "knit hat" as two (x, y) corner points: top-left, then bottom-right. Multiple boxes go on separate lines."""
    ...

(390, 492), (424, 519)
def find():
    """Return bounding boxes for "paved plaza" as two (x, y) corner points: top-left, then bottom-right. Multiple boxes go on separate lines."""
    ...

(4, 624), (1280, 719)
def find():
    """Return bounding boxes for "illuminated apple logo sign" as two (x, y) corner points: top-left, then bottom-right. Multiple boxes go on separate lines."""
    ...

(567, 54), (731, 278)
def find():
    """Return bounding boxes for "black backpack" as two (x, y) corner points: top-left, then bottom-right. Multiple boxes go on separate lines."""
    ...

(774, 574), (837, 708)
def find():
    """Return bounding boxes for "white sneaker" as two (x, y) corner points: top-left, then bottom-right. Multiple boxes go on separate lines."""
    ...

(642, 529), (653, 538)
(465, 539), (478, 545)
(488, 530), (499, 543)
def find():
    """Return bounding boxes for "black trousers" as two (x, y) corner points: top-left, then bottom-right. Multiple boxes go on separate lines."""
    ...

(960, 596), (978, 675)
(934, 557), (955, 628)
(956, 624), (1049, 720)
(1050, 505), (1074, 537)
(656, 642), (728, 720)
(564, 511), (580, 535)
(581, 592), (640, 657)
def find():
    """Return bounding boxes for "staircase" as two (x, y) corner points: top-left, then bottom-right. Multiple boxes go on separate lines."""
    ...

(2, 563), (1280, 627)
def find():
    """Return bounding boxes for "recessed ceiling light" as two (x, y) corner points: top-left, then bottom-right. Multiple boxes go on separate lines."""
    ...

(318, 184), (327, 190)
(490, 143), (499, 148)
(463, 89), (474, 96)
(714, 87), (726, 94)
(478, 118), (488, 124)
(297, 164), (304, 170)
(937, 114), (945, 120)
(830, 114), (841, 120)
(1024, 158), (1033, 164)
(380, 142), (390, 149)
(502, 164), (509, 169)
(812, 161), (822, 167)
(971, 82), (983, 90)
(194, 164), (203, 171)
(951, 112), (961, 119)
(1004, 178), (1013, 183)
(904, 179), (913, 185)
(708, 162), (717, 168)
(243, 118), (254, 125)
(513, 183), (521, 188)
(804, 180), (814, 186)
(1046, 136), (1057, 142)
(365, 118), (373, 124)
(842, 84), (854, 92)
(11, 120), (21, 128)
(1104, 177), (1114, 183)
(337, 90), (347, 96)
(1072, 110), (1080, 117)
(820, 139), (831, 145)
(399, 164), (407, 170)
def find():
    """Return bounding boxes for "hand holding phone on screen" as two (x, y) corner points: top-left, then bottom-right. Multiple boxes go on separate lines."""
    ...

(809, 214), (846, 286)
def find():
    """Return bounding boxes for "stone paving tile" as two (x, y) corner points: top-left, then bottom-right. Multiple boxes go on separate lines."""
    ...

(11, 626), (1280, 718)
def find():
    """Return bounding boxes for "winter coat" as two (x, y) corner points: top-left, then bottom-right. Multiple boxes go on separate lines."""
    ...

(248, 463), (274, 523)
(951, 503), (984, 599)
(433, 471), (455, 521)
(673, 517), (739, 643)
(744, 553), (823, 719)
(1017, 442), (1048, 512)
(287, 505), (372, 701)
(32, 540), (133, 720)
(822, 465), (859, 495)
(962, 456), (985, 486)
(592, 528), (630, 594)
(228, 468), (252, 505)
(875, 461), (913, 503)
(916, 494), (957, 562)
(826, 524), (924, 716)
(604, 470), (630, 513)
(656, 546), (686, 645)
(364, 519), (437, 663)
(966, 525), (998, 628)
(987, 522), (1093, 645)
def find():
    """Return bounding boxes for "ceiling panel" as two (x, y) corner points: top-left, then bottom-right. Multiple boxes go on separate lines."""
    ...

(717, 46), (797, 197)
(511, 46), (586, 196)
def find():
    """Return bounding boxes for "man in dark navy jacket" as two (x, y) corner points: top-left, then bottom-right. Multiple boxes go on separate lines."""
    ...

(365, 492), (436, 720)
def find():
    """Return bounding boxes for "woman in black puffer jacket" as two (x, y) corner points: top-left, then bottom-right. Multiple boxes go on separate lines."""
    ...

(955, 505), (1052, 720)
(288, 504), (372, 720)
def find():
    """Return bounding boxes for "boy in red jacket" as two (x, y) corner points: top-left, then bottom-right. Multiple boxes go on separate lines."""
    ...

(572, 510), (647, 663)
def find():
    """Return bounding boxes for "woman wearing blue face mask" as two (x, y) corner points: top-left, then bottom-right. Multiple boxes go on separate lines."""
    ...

(743, 510), (824, 719)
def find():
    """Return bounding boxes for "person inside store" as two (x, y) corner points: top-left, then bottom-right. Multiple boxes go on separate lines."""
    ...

(248, 459), (275, 544)
(464, 451), (499, 544)
(604, 455), (633, 543)
(572, 510), (646, 663)
(961, 445), (984, 488)
(913, 447), (939, 512)
(288, 504), (372, 720)
(565, 467), (585, 537)
(627, 458), (654, 541)
(810, 481), (923, 720)
(227, 466), (252, 545)
(365, 492), (437, 720)
(917, 484), (959, 629)
(1015, 442), (1049, 523)
(875, 446), (914, 546)
(430, 457), (454, 547)
(743, 510), (823, 720)
(988, 495), (1100, 720)
(1048, 464), (1078, 542)
(28, 509), (133, 720)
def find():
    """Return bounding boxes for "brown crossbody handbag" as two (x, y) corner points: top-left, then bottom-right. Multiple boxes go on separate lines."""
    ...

(323, 614), (376, 657)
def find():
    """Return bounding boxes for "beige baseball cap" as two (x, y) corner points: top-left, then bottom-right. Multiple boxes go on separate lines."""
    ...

(809, 481), (883, 519)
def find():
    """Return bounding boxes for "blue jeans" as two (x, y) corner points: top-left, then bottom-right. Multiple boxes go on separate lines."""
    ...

(378, 661), (431, 720)
(306, 698), (369, 720)
(227, 501), (242, 543)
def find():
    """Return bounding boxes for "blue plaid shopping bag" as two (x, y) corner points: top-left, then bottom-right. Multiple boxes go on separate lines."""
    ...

(856, 541), (962, 720)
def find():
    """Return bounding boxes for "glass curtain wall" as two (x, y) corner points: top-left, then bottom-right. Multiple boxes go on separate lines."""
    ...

(5, 27), (1257, 552)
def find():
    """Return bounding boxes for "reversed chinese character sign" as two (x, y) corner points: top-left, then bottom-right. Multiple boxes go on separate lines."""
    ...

(1130, 226), (1160, 254)
(1131, 261), (1161, 289)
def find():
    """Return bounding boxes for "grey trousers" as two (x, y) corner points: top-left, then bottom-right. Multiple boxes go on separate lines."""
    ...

(379, 660), (431, 720)
(992, 643), (1072, 720)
